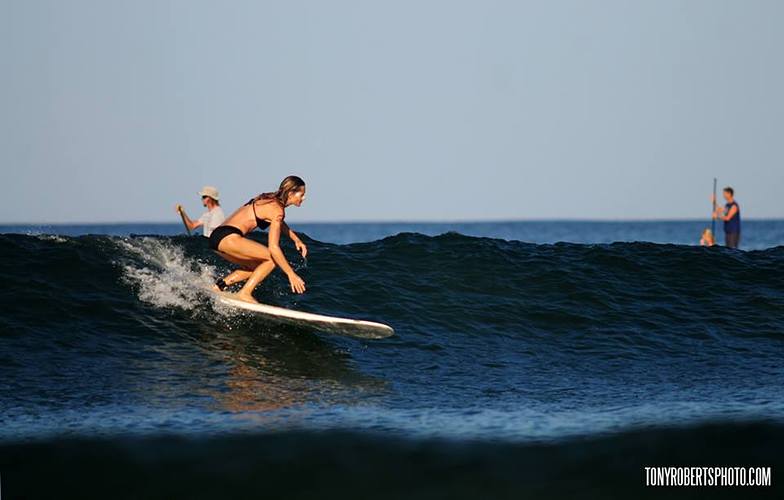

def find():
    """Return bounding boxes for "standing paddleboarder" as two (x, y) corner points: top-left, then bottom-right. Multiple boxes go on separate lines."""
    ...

(176, 186), (226, 238)
(712, 186), (741, 249)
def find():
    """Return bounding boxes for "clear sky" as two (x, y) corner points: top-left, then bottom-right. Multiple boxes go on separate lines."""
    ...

(2, 0), (782, 223)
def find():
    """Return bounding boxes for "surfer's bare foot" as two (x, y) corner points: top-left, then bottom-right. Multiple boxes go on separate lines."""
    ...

(212, 278), (229, 293)
(234, 292), (258, 304)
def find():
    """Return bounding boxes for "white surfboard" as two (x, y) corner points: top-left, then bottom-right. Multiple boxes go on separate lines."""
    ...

(213, 291), (395, 339)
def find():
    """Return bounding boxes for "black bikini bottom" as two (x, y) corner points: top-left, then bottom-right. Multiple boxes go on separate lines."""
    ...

(209, 225), (243, 251)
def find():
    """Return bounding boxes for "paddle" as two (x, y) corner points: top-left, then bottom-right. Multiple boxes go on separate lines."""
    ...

(711, 178), (717, 236)
(177, 205), (192, 236)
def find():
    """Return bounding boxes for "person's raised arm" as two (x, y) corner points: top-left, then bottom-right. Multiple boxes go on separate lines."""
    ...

(175, 205), (203, 231)
(723, 204), (738, 221)
(268, 215), (306, 293)
(713, 204), (737, 221)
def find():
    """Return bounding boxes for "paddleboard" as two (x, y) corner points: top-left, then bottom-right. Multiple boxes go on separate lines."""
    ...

(213, 291), (395, 339)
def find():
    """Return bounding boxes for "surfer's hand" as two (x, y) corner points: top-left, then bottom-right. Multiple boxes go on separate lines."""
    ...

(175, 204), (183, 214)
(288, 272), (306, 294)
(295, 240), (308, 258)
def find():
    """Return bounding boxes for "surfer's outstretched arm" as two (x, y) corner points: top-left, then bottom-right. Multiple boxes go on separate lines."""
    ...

(268, 217), (306, 294)
(281, 221), (307, 258)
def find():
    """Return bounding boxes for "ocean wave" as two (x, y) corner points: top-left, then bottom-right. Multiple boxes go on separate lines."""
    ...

(2, 232), (784, 441)
(2, 232), (784, 345)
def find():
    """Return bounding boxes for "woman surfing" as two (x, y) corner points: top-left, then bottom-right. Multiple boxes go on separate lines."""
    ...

(209, 175), (308, 303)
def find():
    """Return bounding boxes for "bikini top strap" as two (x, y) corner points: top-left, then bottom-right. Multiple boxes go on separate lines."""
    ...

(246, 196), (266, 228)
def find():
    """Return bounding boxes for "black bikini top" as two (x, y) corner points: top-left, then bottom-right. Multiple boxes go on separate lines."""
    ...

(245, 197), (271, 230)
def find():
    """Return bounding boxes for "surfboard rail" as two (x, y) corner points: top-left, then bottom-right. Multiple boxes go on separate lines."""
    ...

(213, 292), (395, 339)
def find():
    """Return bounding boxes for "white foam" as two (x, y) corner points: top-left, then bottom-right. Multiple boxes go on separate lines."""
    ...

(117, 237), (217, 314)
(30, 233), (68, 243)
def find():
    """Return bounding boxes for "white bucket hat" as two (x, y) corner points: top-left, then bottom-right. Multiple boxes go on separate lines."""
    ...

(198, 186), (220, 201)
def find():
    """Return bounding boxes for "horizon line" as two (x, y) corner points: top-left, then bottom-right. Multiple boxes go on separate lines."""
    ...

(1, 217), (783, 226)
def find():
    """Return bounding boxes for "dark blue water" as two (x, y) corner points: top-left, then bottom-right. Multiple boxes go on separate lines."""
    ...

(2, 220), (784, 441)
(2, 221), (784, 497)
(5, 218), (784, 248)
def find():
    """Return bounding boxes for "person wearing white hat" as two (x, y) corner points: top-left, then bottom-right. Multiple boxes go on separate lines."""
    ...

(175, 186), (226, 238)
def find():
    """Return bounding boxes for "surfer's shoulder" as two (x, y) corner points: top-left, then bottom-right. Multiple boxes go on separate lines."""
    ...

(268, 203), (285, 222)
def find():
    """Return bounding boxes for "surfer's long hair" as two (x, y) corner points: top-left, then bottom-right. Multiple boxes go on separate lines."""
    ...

(255, 175), (306, 207)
